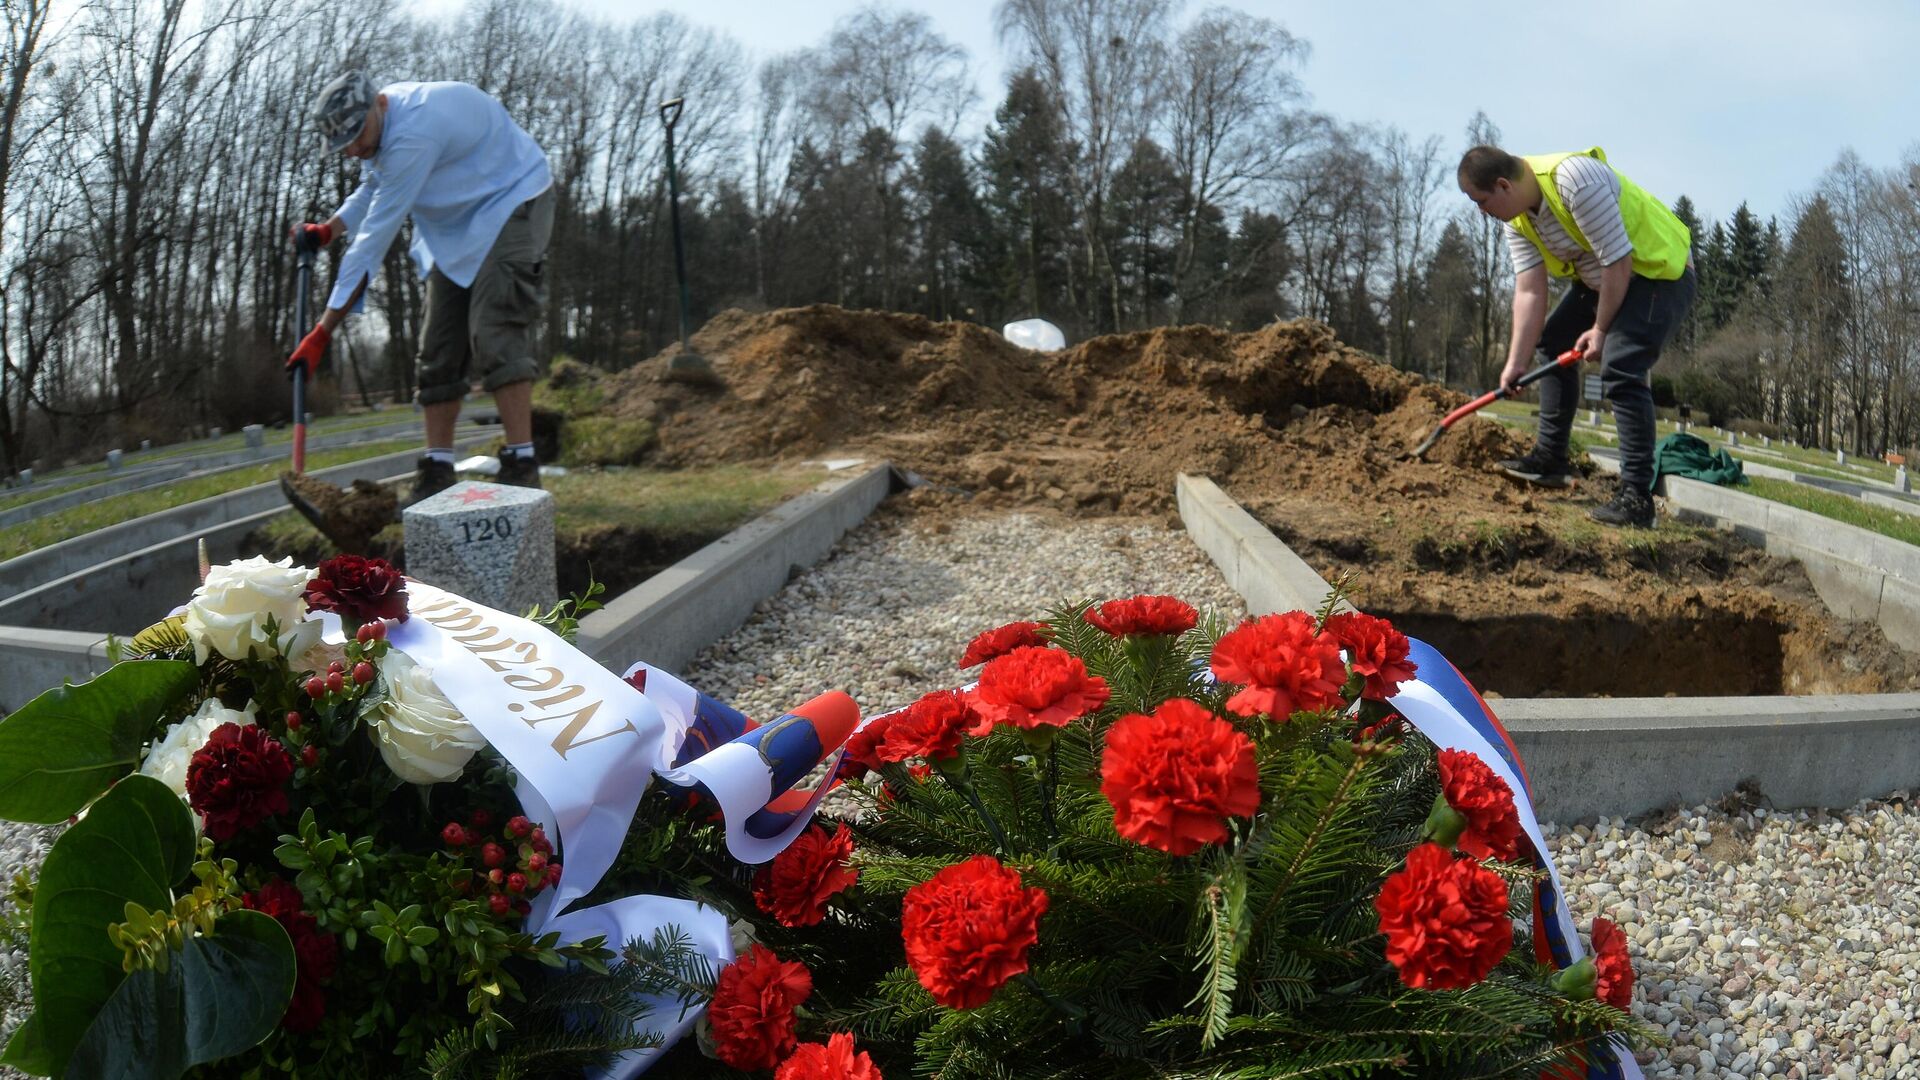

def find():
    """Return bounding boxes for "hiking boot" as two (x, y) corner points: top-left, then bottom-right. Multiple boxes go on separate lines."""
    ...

(1588, 483), (1656, 528)
(1496, 448), (1573, 488)
(496, 454), (543, 489)
(398, 457), (457, 513)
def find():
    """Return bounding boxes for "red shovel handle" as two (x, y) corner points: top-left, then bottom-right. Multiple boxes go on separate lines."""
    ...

(1435, 349), (1583, 428)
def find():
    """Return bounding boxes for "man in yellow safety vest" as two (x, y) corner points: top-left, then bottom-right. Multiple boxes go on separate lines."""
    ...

(1458, 145), (1695, 528)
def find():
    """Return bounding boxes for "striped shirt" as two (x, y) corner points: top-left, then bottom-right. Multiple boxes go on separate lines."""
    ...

(1504, 153), (1632, 289)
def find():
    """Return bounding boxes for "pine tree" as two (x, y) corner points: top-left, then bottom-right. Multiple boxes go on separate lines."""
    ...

(1725, 202), (1771, 311)
(982, 70), (1081, 330)
(1669, 195), (1706, 353)
(1420, 220), (1479, 385)
(908, 126), (994, 321)
(1107, 137), (1183, 328)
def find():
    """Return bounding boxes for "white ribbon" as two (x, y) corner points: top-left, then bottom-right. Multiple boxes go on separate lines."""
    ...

(379, 584), (835, 1075)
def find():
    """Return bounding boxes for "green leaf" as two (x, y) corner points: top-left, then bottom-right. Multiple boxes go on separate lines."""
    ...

(2, 1011), (54, 1075)
(66, 910), (296, 1079)
(0, 660), (197, 823)
(0, 775), (196, 1075)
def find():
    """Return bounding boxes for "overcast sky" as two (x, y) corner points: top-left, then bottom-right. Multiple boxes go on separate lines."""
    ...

(407, 0), (1920, 227)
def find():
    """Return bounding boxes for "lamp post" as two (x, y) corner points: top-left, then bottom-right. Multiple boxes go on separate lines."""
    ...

(659, 97), (717, 385)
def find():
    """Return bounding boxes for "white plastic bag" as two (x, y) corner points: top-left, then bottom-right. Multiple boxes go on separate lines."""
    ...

(1001, 318), (1066, 352)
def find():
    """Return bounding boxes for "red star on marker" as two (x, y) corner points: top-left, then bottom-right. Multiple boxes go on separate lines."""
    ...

(457, 486), (500, 504)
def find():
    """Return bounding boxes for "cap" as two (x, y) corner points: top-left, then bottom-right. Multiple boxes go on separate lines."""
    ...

(312, 70), (376, 153)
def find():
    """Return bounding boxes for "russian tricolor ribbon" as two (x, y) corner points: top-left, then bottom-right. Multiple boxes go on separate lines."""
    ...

(1390, 637), (1644, 1080)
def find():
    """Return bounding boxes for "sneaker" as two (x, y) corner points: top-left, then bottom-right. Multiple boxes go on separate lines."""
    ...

(398, 457), (456, 512)
(496, 454), (542, 489)
(1496, 448), (1573, 488)
(1588, 483), (1655, 528)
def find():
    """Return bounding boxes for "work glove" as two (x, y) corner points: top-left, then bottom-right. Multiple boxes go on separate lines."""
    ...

(290, 221), (333, 252)
(286, 323), (330, 379)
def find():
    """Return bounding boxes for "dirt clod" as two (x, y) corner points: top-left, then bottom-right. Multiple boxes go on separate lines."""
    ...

(279, 472), (397, 556)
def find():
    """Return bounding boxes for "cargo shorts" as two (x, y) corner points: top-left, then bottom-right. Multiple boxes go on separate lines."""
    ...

(415, 187), (554, 405)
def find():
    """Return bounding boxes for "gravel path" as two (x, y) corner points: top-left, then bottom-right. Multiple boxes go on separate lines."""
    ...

(3, 503), (1915, 1078)
(1546, 800), (1920, 1079)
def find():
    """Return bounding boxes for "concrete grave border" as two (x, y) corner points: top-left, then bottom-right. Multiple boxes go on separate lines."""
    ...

(1176, 473), (1920, 822)
(1588, 451), (1920, 652)
(0, 461), (900, 712)
(0, 419), (498, 530)
(1, 439), (489, 598)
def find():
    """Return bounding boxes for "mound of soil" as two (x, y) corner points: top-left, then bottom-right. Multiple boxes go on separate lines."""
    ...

(580, 304), (1919, 697)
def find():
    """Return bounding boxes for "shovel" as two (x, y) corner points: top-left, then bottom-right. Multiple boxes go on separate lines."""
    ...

(1406, 347), (1584, 460)
(278, 232), (395, 553)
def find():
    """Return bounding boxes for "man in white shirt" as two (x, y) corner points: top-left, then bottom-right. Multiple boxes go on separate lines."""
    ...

(1458, 145), (1695, 528)
(286, 72), (554, 501)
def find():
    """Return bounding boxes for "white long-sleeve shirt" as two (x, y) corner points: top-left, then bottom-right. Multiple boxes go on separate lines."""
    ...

(328, 81), (552, 311)
(1503, 153), (1633, 290)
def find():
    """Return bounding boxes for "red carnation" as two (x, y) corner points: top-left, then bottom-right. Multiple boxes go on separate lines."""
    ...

(958, 620), (1046, 668)
(1208, 611), (1347, 720)
(241, 878), (337, 1032)
(775, 1032), (883, 1080)
(303, 554), (409, 623)
(1100, 699), (1259, 855)
(879, 689), (976, 762)
(1323, 611), (1417, 701)
(1375, 843), (1512, 990)
(970, 646), (1110, 734)
(1436, 749), (1524, 862)
(842, 712), (896, 772)
(708, 944), (812, 1071)
(186, 723), (294, 842)
(902, 855), (1049, 1009)
(1592, 917), (1634, 1010)
(1085, 594), (1198, 637)
(753, 824), (860, 927)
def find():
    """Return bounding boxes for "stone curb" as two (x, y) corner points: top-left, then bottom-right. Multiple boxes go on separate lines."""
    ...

(577, 462), (899, 674)
(1, 461), (898, 713)
(0, 438), (486, 597)
(1590, 451), (1920, 650)
(0, 421), (496, 530)
(1173, 472), (1920, 820)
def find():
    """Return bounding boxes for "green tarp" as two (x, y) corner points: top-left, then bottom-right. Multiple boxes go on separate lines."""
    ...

(1652, 432), (1747, 487)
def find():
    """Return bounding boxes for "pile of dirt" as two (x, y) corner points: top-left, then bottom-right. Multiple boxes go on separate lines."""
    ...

(581, 304), (1920, 697)
(600, 305), (1504, 516)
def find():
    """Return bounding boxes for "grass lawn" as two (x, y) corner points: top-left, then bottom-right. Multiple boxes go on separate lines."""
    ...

(0, 479), (112, 513)
(1744, 476), (1920, 548)
(541, 465), (824, 536)
(0, 439), (417, 562)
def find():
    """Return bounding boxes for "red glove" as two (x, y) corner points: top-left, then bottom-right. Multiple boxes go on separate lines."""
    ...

(286, 323), (330, 378)
(290, 221), (333, 250)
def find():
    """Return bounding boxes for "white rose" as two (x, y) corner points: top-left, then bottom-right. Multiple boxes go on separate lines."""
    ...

(139, 698), (258, 799)
(183, 556), (320, 665)
(369, 651), (488, 784)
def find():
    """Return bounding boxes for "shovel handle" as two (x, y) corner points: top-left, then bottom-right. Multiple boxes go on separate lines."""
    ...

(1438, 348), (1584, 428)
(291, 249), (314, 474)
(1409, 348), (1585, 460)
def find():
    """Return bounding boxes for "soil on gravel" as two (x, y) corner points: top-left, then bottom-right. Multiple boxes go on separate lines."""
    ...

(578, 303), (1918, 697)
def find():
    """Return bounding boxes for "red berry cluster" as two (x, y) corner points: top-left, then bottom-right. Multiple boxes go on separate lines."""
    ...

(301, 621), (390, 702)
(287, 621), (396, 768)
(440, 812), (562, 919)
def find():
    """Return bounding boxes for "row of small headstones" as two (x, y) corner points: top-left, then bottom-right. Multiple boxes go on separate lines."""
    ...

(1580, 409), (1910, 493)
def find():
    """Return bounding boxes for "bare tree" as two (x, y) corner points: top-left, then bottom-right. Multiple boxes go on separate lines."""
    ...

(1375, 127), (1445, 371)
(995, 0), (1177, 332)
(1163, 5), (1309, 322)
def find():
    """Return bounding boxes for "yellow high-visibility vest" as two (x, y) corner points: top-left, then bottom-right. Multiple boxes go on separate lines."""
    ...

(1510, 147), (1691, 281)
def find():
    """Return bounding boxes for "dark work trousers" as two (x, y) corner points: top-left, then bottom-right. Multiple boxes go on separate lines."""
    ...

(1532, 267), (1696, 492)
